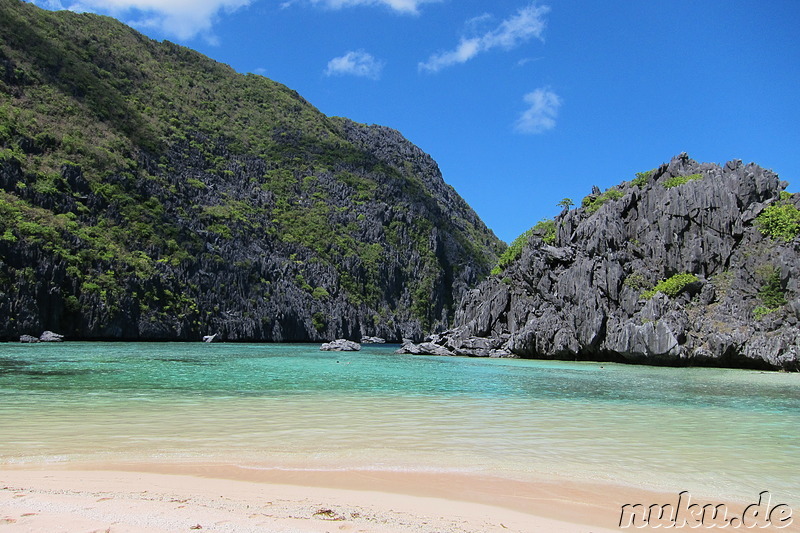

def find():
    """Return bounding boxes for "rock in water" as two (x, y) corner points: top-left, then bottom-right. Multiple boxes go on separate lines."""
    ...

(39, 331), (64, 342)
(434, 154), (800, 371)
(320, 339), (361, 351)
(361, 336), (386, 344)
(20, 335), (39, 343)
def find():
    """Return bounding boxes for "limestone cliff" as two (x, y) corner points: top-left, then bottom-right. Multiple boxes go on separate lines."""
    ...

(406, 154), (799, 370)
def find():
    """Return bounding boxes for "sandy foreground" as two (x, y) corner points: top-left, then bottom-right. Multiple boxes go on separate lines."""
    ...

(0, 464), (646, 533)
(2, 465), (794, 533)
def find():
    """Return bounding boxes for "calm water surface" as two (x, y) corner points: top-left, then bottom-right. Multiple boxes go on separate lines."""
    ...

(0, 342), (797, 502)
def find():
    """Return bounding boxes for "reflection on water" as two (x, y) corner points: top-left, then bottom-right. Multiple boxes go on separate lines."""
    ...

(0, 342), (798, 502)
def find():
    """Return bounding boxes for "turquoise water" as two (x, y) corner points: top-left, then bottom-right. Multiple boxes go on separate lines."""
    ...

(0, 342), (798, 502)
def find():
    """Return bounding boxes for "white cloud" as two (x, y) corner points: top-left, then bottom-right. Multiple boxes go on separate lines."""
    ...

(35, 0), (251, 41)
(283, 0), (439, 15)
(419, 2), (549, 72)
(325, 50), (384, 80)
(514, 88), (561, 134)
(31, 0), (66, 8)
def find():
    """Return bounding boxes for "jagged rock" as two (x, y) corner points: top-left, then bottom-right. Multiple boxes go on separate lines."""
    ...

(396, 341), (454, 356)
(39, 331), (64, 342)
(436, 155), (800, 371)
(19, 334), (39, 343)
(361, 336), (386, 344)
(320, 339), (361, 351)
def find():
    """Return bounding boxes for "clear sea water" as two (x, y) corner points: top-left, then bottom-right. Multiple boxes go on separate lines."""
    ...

(1, 342), (798, 503)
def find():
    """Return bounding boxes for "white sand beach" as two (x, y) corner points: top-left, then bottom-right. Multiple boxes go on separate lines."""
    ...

(0, 466), (637, 532)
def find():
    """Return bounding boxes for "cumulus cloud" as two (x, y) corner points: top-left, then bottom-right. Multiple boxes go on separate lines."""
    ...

(32, 0), (251, 41)
(325, 50), (384, 80)
(514, 88), (561, 134)
(419, 2), (549, 72)
(283, 0), (439, 15)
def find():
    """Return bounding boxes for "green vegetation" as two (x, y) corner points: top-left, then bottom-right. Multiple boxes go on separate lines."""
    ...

(582, 188), (624, 214)
(491, 228), (532, 275)
(623, 271), (649, 291)
(312, 286), (330, 300)
(753, 265), (786, 319)
(535, 219), (557, 244)
(557, 198), (574, 209)
(662, 173), (703, 189)
(755, 201), (800, 241)
(312, 312), (327, 332)
(642, 273), (699, 299)
(632, 169), (655, 188)
(489, 219), (557, 275)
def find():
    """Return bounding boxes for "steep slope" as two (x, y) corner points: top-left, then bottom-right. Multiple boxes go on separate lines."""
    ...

(406, 154), (800, 370)
(0, 0), (504, 341)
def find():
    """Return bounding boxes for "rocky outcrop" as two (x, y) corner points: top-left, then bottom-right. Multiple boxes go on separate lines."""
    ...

(320, 339), (361, 351)
(408, 154), (799, 370)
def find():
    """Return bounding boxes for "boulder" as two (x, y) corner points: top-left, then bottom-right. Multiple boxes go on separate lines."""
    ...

(320, 339), (361, 351)
(39, 331), (64, 342)
(20, 334), (39, 343)
(395, 341), (453, 356)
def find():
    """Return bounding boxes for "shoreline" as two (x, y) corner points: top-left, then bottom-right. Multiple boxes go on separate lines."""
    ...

(4, 340), (798, 373)
(3, 462), (790, 532)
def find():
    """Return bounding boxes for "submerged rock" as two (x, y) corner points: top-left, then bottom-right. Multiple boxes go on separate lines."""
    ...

(320, 339), (361, 351)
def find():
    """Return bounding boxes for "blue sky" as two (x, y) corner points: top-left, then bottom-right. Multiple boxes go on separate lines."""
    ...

(30, 0), (800, 243)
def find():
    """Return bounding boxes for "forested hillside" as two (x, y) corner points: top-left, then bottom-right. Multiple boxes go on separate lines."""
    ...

(0, 0), (504, 341)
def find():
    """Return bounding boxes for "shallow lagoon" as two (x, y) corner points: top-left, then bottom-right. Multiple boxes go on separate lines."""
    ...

(1, 342), (797, 504)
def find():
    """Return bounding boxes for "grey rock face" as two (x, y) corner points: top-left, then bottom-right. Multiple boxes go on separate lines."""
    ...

(361, 336), (386, 344)
(433, 154), (799, 370)
(320, 339), (361, 351)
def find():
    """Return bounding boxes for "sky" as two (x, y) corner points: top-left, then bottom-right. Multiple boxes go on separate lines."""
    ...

(29, 0), (800, 243)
